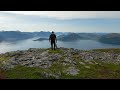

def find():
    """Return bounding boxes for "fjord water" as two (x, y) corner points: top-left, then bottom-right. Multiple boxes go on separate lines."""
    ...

(0, 37), (120, 53)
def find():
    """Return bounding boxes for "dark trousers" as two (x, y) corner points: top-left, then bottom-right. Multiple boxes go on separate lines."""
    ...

(51, 40), (56, 50)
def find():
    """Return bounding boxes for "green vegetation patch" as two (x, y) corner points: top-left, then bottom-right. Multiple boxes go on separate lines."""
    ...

(48, 49), (63, 54)
(0, 54), (10, 67)
(4, 66), (45, 79)
(0, 54), (10, 61)
(74, 60), (120, 79)
(3, 62), (120, 79)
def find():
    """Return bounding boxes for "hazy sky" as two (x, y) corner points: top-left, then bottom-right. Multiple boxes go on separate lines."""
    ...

(0, 11), (120, 33)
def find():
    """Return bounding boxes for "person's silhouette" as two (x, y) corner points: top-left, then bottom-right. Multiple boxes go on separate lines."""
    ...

(49, 31), (57, 50)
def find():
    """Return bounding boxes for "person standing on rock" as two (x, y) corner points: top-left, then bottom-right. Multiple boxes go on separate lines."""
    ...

(49, 31), (57, 50)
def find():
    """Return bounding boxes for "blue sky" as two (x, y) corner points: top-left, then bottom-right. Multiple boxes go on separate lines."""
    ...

(0, 11), (120, 33)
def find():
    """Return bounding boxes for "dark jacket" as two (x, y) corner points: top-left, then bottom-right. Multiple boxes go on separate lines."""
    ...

(49, 33), (57, 42)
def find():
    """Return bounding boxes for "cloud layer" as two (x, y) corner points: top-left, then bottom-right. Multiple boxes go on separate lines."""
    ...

(1, 11), (120, 20)
(0, 11), (120, 33)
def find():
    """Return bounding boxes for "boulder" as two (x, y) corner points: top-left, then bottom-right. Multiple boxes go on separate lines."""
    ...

(64, 67), (79, 76)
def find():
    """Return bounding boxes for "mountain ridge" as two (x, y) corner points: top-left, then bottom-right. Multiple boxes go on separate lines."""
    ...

(0, 31), (120, 45)
(99, 33), (120, 45)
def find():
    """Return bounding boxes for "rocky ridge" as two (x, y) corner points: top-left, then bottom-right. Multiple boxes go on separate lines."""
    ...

(0, 47), (120, 79)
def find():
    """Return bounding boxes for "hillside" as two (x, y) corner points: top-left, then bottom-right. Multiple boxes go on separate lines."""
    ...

(99, 33), (120, 45)
(57, 33), (82, 41)
(56, 33), (106, 41)
(52, 33), (106, 42)
(78, 33), (103, 40)
(32, 31), (51, 37)
(1, 47), (120, 79)
(34, 33), (82, 42)
(0, 31), (63, 42)
(33, 38), (48, 41)
(0, 31), (34, 42)
(0, 31), (109, 42)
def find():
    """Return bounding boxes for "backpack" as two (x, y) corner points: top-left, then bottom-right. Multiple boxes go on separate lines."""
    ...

(50, 34), (56, 41)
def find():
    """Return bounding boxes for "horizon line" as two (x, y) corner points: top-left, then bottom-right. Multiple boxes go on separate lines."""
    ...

(0, 30), (116, 33)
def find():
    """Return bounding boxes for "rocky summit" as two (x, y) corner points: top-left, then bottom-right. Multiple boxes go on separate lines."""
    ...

(1, 47), (120, 79)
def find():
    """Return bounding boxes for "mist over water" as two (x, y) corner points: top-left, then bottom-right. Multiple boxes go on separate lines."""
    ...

(0, 37), (120, 53)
